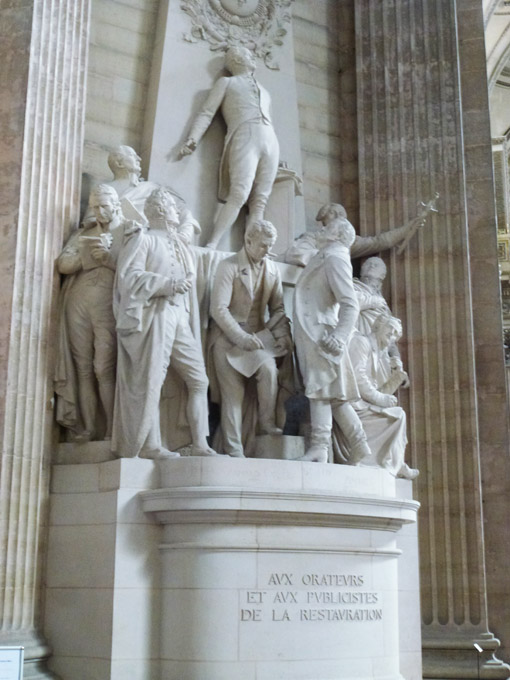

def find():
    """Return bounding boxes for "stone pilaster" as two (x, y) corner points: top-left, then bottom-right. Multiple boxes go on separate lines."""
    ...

(0, 0), (90, 677)
(355, 0), (510, 677)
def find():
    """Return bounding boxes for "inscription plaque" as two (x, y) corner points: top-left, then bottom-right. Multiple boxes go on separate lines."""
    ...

(240, 572), (383, 624)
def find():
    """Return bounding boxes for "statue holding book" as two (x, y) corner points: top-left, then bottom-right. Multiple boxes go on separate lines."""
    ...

(54, 184), (134, 441)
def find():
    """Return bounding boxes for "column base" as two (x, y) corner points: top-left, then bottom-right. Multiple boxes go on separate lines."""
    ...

(423, 630), (510, 679)
(0, 630), (59, 679)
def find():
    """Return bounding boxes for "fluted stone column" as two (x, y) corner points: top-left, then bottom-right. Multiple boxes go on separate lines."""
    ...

(355, 0), (510, 677)
(0, 1), (90, 677)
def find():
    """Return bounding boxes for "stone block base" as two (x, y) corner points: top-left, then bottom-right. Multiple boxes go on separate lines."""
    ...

(44, 456), (421, 680)
(254, 434), (305, 459)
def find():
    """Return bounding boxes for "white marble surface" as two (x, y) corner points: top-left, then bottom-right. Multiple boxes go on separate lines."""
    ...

(254, 434), (305, 459)
(142, 457), (419, 679)
(45, 459), (161, 680)
(45, 456), (420, 680)
(143, 0), (305, 251)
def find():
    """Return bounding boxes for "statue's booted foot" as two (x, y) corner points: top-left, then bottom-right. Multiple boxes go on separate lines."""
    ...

(140, 446), (180, 460)
(73, 430), (92, 443)
(190, 445), (222, 457)
(397, 463), (419, 480)
(346, 442), (371, 466)
(227, 449), (245, 458)
(297, 446), (328, 463)
(259, 422), (283, 436)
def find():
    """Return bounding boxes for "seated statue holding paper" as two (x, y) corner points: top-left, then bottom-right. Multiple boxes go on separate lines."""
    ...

(209, 220), (292, 457)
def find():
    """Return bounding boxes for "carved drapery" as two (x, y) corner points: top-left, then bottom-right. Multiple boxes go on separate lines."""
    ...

(0, 0), (90, 677)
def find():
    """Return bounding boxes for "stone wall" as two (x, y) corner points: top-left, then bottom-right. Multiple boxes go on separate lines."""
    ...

(292, 0), (358, 230)
(83, 0), (159, 179)
(82, 0), (356, 233)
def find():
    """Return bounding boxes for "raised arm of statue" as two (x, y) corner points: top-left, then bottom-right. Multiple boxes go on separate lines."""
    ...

(179, 77), (229, 157)
(285, 200), (433, 266)
(351, 215), (426, 259)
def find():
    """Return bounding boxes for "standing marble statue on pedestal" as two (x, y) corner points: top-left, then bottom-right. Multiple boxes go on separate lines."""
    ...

(179, 46), (279, 249)
(209, 219), (292, 457)
(337, 313), (419, 479)
(284, 202), (427, 267)
(54, 184), (134, 442)
(112, 188), (218, 459)
(293, 216), (372, 464)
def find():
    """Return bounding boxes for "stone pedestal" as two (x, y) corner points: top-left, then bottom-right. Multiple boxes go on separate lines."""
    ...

(44, 459), (161, 680)
(44, 457), (420, 680)
(254, 434), (305, 459)
(143, 458), (420, 680)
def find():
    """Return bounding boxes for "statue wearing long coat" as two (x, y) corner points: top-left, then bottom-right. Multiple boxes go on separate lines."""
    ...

(293, 241), (360, 403)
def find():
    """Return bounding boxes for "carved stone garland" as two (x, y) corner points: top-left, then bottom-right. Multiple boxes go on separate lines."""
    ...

(181, 0), (293, 69)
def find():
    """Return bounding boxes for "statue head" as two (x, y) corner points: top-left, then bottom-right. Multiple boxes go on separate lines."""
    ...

(225, 46), (256, 75)
(360, 256), (387, 285)
(317, 216), (356, 249)
(373, 313), (402, 348)
(316, 203), (347, 226)
(244, 219), (277, 262)
(89, 184), (122, 225)
(107, 145), (142, 178)
(145, 188), (179, 228)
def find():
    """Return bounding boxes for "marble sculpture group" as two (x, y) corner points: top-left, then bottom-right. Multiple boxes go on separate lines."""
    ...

(54, 47), (430, 479)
